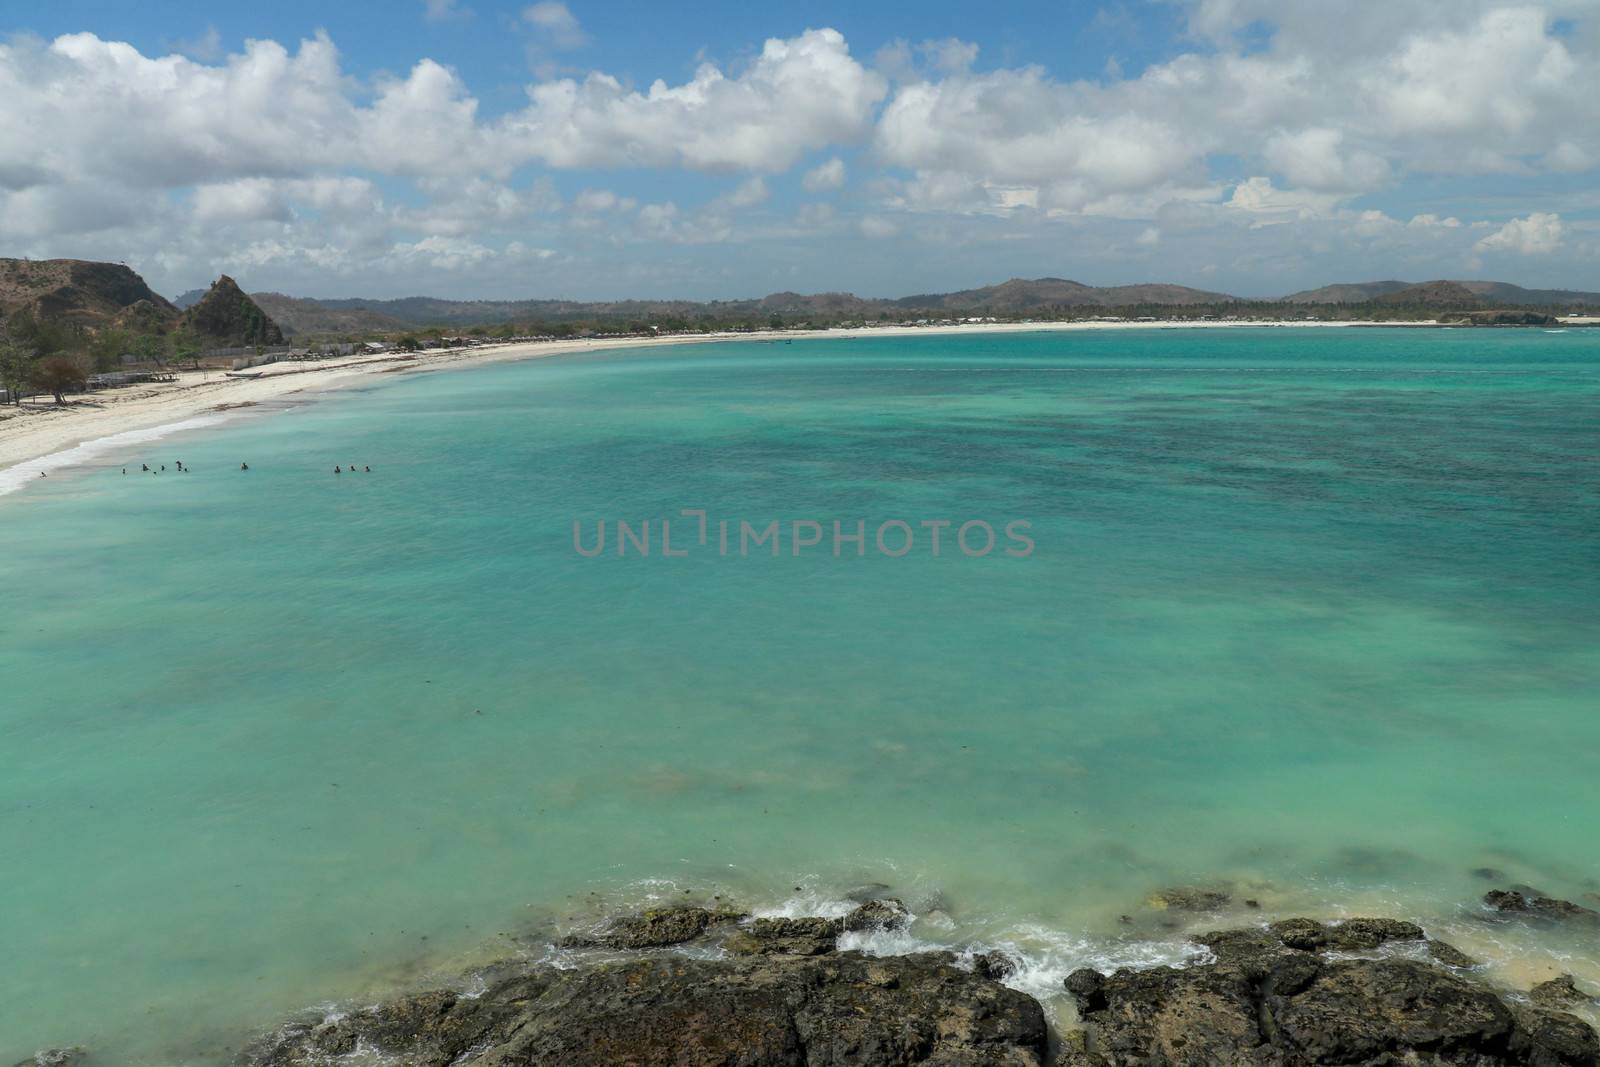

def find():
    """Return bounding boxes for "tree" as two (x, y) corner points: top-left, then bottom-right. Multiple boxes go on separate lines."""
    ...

(169, 329), (204, 370)
(0, 340), (29, 405)
(6, 309), (68, 359)
(30, 355), (89, 405)
(131, 332), (166, 368)
(88, 326), (131, 372)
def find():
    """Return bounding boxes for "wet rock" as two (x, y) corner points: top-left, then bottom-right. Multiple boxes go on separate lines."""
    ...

(1063, 968), (1108, 1013)
(1532, 974), (1595, 1008)
(727, 915), (843, 956)
(563, 905), (744, 949)
(1510, 1007), (1600, 1064)
(1270, 917), (1329, 951)
(1145, 886), (1231, 912)
(1269, 958), (1514, 1062)
(1485, 890), (1600, 925)
(1081, 962), (1265, 1064)
(12, 1051), (88, 1067)
(842, 898), (910, 933)
(1429, 939), (1480, 968)
(1068, 921), (1599, 1066)
(1263, 916), (1424, 953)
(1323, 917), (1425, 950)
(973, 949), (1021, 982)
(1055, 1027), (1108, 1067)
(249, 951), (1049, 1067)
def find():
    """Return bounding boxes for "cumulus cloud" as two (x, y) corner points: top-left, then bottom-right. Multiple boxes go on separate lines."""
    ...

(872, 3), (1597, 217)
(1, 8), (1596, 296)
(505, 29), (885, 171)
(1474, 212), (1565, 255)
(1263, 128), (1390, 194)
(523, 2), (586, 49)
(803, 158), (847, 191)
(423, 0), (471, 22)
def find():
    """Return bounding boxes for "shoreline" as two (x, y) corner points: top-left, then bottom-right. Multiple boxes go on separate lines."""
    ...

(6, 866), (1599, 1065)
(21, 886), (1595, 1067)
(0, 319), (1438, 492)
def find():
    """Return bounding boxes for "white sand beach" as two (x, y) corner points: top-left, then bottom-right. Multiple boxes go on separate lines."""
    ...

(0, 319), (1431, 487)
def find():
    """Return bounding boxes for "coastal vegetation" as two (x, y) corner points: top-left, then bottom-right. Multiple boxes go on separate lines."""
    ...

(4, 257), (1590, 402)
(0, 260), (284, 403)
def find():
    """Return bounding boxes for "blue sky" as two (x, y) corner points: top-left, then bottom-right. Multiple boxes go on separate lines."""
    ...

(1, 1), (1596, 300)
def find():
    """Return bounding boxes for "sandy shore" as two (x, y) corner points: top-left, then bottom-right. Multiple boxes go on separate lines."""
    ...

(0, 319), (1431, 489)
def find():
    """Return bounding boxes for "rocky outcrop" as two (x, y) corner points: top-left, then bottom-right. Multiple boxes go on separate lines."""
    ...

(1484, 889), (1600, 925)
(1441, 310), (1561, 326)
(1533, 975), (1597, 1009)
(10, 1050), (87, 1067)
(1062, 918), (1599, 1066)
(181, 275), (284, 346)
(249, 950), (1049, 1066)
(561, 904), (747, 949)
(10, 906), (1553, 1067)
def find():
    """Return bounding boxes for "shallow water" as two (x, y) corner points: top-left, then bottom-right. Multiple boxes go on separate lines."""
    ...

(2, 329), (1598, 1062)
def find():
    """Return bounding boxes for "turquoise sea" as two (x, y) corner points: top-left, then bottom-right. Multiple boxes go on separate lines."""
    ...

(2, 328), (1598, 1062)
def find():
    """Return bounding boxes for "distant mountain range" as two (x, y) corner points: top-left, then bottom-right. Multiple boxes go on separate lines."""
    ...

(1281, 279), (1600, 306)
(13, 260), (1600, 341)
(242, 277), (1599, 336)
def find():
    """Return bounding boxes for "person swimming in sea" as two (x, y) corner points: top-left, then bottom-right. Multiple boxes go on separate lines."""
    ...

(335, 466), (342, 474)
(364, 466), (371, 473)
(240, 463), (249, 471)
(141, 463), (149, 472)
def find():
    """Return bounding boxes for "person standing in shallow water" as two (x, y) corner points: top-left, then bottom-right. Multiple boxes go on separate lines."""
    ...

(335, 466), (341, 474)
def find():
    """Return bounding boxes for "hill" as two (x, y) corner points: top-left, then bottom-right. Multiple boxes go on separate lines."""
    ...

(0, 258), (177, 327)
(1285, 279), (1600, 307)
(254, 278), (1242, 333)
(1452, 281), (1600, 307)
(250, 293), (413, 337)
(1372, 281), (1485, 310)
(896, 277), (1234, 311)
(182, 276), (285, 346)
(1280, 281), (1416, 303)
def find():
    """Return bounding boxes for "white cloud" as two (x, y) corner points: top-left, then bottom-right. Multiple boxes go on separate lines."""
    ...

(173, 26), (222, 61)
(506, 29), (885, 171)
(1, 10), (1597, 297)
(721, 177), (769, 209)
(192, 178), (293, 224)
(859, 217), (899, 238)
(1225, 176), (1344, 221)
(1474, 212), (1565, 255)
(391, 235), (497, 269)
(872, 4), (1598, 216)
(423, 0), (471, 22)
(572, 189), (636, 213)
(1263, 128), (1390, 194)
(803, 158), (847, 192)
(522, 2), (586, 50)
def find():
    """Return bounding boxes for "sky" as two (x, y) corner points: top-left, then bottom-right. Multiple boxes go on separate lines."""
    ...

(1, 0), (1597, 301)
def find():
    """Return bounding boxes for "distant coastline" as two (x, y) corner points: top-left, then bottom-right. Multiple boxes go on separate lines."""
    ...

(0, 319), (1461, 487)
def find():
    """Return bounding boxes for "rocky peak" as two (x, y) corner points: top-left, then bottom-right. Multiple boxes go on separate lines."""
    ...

(181, 275), (285, 346)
